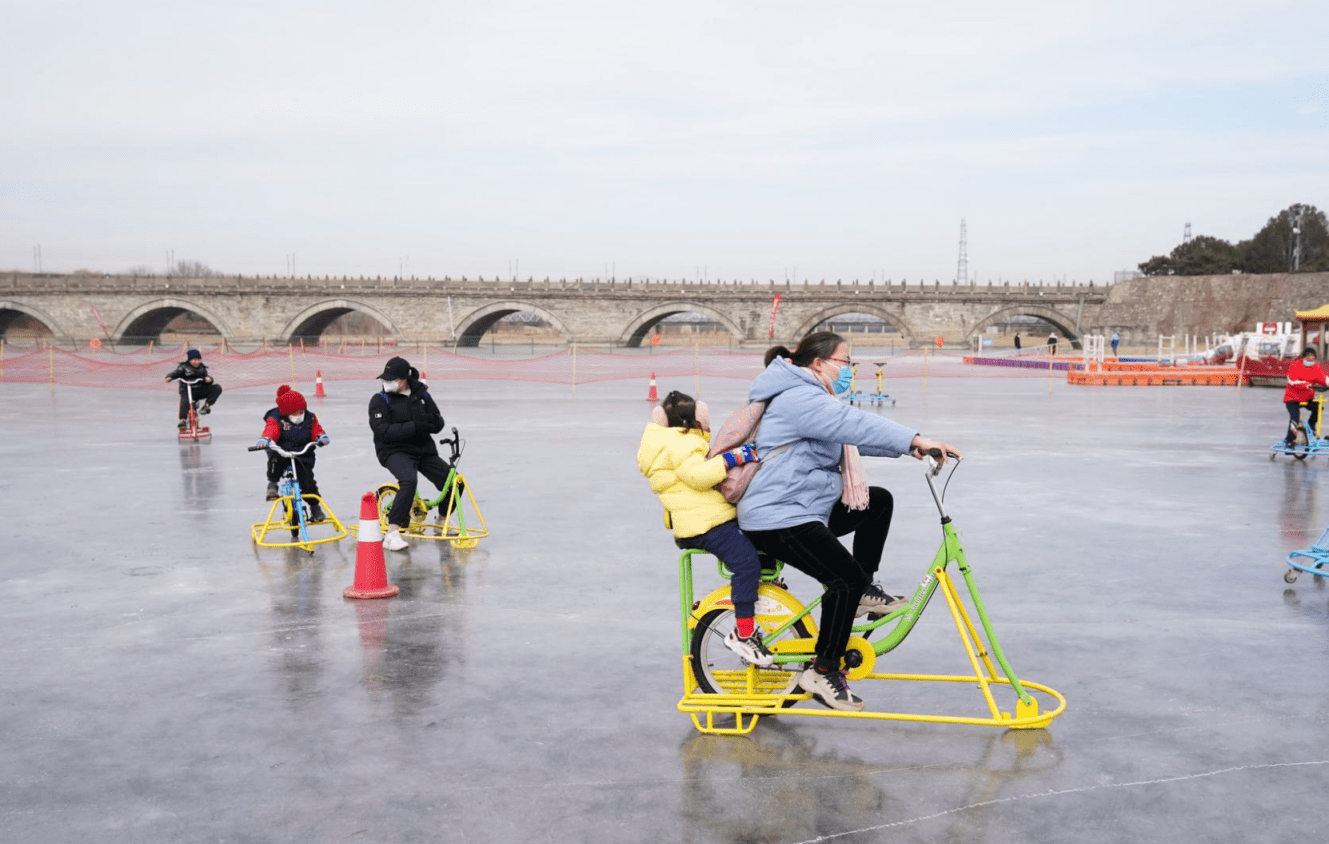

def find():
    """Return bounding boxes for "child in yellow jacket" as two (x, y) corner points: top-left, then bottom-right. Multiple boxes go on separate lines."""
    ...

(637, 390), (770, 666)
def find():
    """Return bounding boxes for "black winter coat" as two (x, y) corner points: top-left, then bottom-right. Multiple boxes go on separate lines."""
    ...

(368, 384), (445, 464)
(166, 361), (212, 394)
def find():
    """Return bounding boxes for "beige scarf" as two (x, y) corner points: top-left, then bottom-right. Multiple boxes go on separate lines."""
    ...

(808, 360), (869, 510)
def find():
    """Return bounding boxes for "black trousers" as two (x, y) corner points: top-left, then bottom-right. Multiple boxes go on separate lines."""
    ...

(1286, 400), (1321, 442)
(382, 452), (454, 528)
(178, 383), (222, 418)
(744, 486), (894, 671)
(269, 452), (319, 498)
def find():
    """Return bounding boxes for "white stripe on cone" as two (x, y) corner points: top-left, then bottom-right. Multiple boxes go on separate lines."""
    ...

(358, 515), (383, 543)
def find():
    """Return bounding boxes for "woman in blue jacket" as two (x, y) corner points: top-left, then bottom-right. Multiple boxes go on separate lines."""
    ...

(738, 331), (960, 711)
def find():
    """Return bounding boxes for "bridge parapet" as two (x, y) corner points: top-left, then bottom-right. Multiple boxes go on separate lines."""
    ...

(0, 272), (1107, 304)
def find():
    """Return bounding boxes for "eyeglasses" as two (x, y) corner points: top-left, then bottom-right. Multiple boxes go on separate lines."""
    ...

(827, 356), (853, 367)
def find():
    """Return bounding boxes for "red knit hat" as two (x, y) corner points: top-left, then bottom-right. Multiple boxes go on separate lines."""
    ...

(276, 384), (291, 398)
(276, 389), (307, 416)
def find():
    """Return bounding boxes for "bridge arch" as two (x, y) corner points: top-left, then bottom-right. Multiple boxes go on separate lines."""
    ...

(454, 301), (572, 348)
(112, 298), (233, 345)
(968, 305), (1080, 348)
(792, 305), (915, 346)
(0, 300), (65, 340)
(281, 299), (403, 344)
(621, 302), (743, 348)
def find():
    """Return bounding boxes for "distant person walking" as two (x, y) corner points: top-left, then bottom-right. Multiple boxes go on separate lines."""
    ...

(1013, 333), (1021, 351)
(1111, 331), (1120, 356)
(1047, 333), (1058, 356)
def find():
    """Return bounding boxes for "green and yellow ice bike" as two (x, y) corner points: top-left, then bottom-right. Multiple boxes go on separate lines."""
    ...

(678, 449), (1066, 735)
(375, 427), (489, 549)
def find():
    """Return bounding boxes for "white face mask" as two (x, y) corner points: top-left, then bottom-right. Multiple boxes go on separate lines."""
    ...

(289, 412), (305, 424)
(381, 379), (400, 392)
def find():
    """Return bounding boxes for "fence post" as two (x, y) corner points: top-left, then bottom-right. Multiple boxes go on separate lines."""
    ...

(694, 340), (701, 397)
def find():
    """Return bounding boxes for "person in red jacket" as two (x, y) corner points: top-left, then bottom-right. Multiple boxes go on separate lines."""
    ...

(255, 387), (330, 521)
(1283, 348), (1328, 445)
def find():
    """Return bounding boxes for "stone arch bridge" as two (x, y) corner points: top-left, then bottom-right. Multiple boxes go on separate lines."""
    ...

(0, 272), (1119, 349)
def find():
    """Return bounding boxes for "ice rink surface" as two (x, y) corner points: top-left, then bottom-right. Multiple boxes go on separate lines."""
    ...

(3, 369), (1328, 843)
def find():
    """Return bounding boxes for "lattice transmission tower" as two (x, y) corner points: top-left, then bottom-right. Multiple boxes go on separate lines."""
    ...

(956, 219), (968, 284)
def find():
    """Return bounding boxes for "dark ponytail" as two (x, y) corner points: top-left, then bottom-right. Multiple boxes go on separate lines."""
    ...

(762, 346), (794, 367)
(764, 331), (845, 368)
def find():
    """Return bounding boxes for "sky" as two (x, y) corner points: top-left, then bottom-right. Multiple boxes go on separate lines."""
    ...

(2, 0), (1327, 285)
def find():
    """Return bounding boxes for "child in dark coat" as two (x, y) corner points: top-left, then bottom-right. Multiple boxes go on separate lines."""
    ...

(165, 349), (223, 427)
(256, 387), (330, 522)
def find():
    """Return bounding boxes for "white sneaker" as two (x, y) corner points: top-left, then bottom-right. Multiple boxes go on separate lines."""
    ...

(856, 582), (907, 618)
(799, 667), (865, 711)
(723, 627), (774, 668)
(382, 529), (408, 552)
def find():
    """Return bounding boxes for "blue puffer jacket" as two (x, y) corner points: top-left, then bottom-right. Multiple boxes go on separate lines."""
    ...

(737, 357), (917, 531)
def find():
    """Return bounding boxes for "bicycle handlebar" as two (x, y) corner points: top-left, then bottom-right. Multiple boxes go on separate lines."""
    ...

(248, 441), (325, 457)
(916, 447), (962, 477)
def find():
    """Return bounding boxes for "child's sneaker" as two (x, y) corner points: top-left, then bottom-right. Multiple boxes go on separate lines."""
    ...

(723, 627), (774, 668)
(265, 482), (279, 500)
(307, 503), (326, 523)
(856, 582), (907, 617)
(382, 528), (408, 552)
(799, 667), (865, 711)
(177, 419), (188, 430)
(197, 402), (211, 415)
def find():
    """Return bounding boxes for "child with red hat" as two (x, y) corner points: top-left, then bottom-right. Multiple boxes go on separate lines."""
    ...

(256, 385), (330, 522)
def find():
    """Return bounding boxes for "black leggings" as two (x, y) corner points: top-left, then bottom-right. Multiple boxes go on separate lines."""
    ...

(381, 452), (454, 528)
(744, 486), (894, 671)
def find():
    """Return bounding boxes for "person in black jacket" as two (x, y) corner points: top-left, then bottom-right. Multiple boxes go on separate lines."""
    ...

(368, 356), (449, 551)
(165, 348), (223, 428)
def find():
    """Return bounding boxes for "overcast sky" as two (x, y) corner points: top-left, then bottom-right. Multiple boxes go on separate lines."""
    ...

(2, 0), (1326, 284)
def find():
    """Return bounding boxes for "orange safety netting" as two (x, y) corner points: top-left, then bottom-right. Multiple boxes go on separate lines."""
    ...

(0, 341), (1056, 391)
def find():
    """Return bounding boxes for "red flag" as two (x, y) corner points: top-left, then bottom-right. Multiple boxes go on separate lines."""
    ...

(768, 293), (782, 339)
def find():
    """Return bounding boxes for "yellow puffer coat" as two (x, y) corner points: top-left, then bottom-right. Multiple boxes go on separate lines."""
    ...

(636, 423), (734, 539)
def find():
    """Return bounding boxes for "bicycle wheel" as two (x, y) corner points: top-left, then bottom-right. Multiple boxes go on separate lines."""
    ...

(1294, 423), (1311, 461)
(375, 483), (399, 524)
(690, 595), (813, 699)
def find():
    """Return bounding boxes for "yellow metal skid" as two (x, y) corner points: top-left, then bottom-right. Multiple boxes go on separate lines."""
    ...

(250, 494), (348, 553)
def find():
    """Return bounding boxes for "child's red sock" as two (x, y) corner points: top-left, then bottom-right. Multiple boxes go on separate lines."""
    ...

(735, 616), (755, 638)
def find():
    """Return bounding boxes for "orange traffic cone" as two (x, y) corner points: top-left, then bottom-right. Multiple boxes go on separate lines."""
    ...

(646, 372), (658, 402)
(314, 370), (326, 398)
(344, 492), (399, 600)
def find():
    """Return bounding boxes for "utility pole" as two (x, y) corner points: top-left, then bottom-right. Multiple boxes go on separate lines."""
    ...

(956, 220), (969, 285)
(1291, 207), (1304, 272)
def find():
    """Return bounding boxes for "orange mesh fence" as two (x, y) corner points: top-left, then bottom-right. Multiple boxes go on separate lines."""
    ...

(0, 340), (1060, 391)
